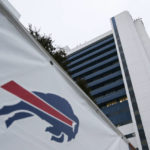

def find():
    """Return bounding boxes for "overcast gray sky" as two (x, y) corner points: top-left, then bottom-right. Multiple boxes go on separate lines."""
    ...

(10, 0), (150, 49)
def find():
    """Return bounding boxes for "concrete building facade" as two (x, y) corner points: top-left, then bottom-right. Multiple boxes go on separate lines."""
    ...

(66, 12), (150, 150)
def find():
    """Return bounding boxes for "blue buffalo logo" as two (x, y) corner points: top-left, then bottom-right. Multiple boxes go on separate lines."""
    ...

(0, 81), (79, 143)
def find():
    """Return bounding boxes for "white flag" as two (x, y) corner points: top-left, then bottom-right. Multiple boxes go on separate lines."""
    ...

(0, 1), (131, 150)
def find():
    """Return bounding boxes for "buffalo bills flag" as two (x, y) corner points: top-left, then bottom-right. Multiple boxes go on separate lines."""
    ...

(0, 0), (133, 150)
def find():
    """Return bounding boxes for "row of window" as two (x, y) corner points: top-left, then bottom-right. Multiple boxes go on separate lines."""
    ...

(84, 63), (120, 82)
(88, 70), (122, 89)
(67, 35), (114, 62)
(69, 49), (117, 74)
(67, 42), (116, 68)
(96, 88), (126, 105)
(71, 56), (119, 78)
(90, 78), (124, 97)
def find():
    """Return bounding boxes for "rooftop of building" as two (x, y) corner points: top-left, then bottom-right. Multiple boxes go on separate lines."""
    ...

(67, 30), (113, 56)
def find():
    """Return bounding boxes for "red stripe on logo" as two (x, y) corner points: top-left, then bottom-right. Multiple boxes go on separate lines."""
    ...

(1, 81), (73, 127)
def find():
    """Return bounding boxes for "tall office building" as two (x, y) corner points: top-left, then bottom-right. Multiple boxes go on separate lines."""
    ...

(66, 12), (150, 150)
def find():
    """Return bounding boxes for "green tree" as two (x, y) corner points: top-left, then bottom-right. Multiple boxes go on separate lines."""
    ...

(76, 78), (94, 102)
(28, 25), (93, 101)
(28, 24), (67, 69)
